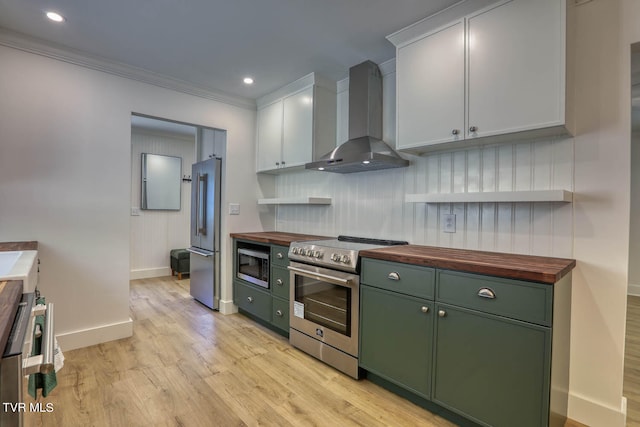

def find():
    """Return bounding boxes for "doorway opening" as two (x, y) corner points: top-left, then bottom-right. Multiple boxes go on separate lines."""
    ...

(129, 113), (227, 286)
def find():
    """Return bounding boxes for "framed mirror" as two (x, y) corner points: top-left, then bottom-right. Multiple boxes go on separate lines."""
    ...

(141, 153), (182, 210)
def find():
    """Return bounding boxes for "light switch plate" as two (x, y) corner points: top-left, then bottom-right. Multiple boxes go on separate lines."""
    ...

(229, 203), (240, 215)
(442, 213), (456, 233)
(131, 207), (141, 216)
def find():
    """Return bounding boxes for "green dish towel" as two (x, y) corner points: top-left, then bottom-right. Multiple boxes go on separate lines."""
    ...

(28, 297), (57, 398)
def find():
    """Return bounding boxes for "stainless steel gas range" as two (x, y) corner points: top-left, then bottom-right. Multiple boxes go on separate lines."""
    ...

(287, 236), (408, 378)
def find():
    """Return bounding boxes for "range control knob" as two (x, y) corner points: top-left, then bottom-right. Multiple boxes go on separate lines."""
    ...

(330, 253), (338, 261)
(341, 255), (351, 264)
(292, 247), (299, 255)
(304, 249), (312, 256)
(314, 251), (323, 259)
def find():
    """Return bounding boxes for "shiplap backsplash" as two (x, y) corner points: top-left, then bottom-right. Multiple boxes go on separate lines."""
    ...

(275, 137), (574, 258)
(130, 129), (195, 277)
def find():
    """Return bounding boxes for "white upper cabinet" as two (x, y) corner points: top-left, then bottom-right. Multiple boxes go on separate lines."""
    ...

(467, 0), (565, 139)
(256, 99), (283, 172)
(282, 86), (314, 168)
(389, 0), (571, 153)
(396, 21), (465, 149)
(256, 74), (336, 173)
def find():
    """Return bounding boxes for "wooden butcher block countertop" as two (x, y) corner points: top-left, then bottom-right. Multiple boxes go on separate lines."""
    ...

(230, 232), (332, 246)
(0, 280), (24, 356)
(360, 245), (576, 285)
(0, 241), (38, 251)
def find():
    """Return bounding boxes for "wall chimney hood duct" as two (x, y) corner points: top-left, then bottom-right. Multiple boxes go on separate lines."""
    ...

(305, 61), (409, 173)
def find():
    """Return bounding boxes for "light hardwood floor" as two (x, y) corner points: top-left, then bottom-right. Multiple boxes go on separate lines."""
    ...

(24, 276), (456, 427)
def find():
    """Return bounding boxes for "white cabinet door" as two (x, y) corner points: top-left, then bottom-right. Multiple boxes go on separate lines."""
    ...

(282, 86), (314, 168)
(256, 99), (283, 172)
(397, 21), (465, 149)
(467, 0), (564, 139)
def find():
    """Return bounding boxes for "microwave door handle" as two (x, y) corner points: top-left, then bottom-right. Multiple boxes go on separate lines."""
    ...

(287, 266), (353, 286)
(198, 173), (207, 235)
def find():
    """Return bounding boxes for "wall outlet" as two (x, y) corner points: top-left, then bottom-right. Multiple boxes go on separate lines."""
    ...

(131, 207), (141, 216)
(229, 203), (240, 215)
(442, 213), (456, 233)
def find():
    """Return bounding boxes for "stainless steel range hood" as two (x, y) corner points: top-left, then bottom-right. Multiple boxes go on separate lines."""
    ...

(305, 61), (409, 173)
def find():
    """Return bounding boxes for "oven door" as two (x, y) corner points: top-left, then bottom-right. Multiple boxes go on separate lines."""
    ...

(288, 261), (359, 357)
(1, 293), (55, 427)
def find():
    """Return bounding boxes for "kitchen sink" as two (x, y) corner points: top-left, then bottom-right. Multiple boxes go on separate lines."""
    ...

(0, 251), (38, 292)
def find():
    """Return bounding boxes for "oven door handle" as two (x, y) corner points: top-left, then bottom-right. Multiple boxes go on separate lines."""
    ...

(23, 302), (55, 375)
(287, 265), (353, 286)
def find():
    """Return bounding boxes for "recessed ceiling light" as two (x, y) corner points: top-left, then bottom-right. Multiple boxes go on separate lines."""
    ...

(243, 77), (254, 85)
(46, 11), (65, 22)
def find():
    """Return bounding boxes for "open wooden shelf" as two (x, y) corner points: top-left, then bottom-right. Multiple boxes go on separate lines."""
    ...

(405, 190), (573, 204)
(257, 197), (332, 205)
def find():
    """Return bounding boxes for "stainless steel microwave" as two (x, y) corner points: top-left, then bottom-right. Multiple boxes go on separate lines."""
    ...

(237, 247), (269, 288)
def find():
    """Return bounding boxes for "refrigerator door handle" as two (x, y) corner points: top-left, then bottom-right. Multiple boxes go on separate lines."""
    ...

(187, 247), (213, 257)
(198, 173), (208, 235)
(194, 172), (200, 236)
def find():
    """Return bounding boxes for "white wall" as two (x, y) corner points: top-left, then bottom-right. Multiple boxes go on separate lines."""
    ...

(629, 50), (640, 295)
(276, 139), (574, 257)
(130, 128), (195, 279)
(568, 1), (631, 425)
(0, 43), (265, 350)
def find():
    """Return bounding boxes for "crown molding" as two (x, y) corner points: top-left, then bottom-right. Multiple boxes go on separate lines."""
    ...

(0, 27), (256, 110)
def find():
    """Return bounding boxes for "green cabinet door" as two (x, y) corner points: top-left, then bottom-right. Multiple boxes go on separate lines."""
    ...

(360, 285), (434, 399)
(271, 265), (290, 300)
(432, 303), (551, 427)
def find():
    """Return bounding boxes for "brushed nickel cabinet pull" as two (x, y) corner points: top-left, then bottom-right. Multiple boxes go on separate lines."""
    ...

(276, 310), (283, 317)
(276, 278), (283, 286)
(477, 288), (496, 299)
(421, 306), (429, 313)
(387, 272), (400, 281)
(438, 309), (446, 318)
(247, 296), (254, 303)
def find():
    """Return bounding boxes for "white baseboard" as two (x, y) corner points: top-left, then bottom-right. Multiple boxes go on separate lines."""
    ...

(56, 318), (133, 351)
(130, 267), (172, 280)
(219, 298), (238, 315)
(568, 392), (626, 427)
(629, 283), (640, 296)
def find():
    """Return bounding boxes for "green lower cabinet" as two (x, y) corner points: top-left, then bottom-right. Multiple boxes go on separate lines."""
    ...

(234, 280), (272, 322)
(271, 296), (289, 332)
(360, 285), (434, 399)
(432, 303), (551, 427)
(271, 265), (290, 300)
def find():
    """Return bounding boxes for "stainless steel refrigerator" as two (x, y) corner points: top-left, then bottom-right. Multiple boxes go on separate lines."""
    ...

(187, 158), (221, 309)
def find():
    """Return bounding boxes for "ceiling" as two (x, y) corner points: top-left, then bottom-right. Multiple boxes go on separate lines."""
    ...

(0, 0), (462, 103)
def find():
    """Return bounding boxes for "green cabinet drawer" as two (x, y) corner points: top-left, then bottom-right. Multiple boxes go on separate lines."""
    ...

(234, 280), (272, 322)
(360, 285), (434, 399)
(433, 303), (551, 427)
(361, 258), (435, 299)
(271, 297), (289, 332)
(271, 265), (290, 300)
(437, 270), (552, 326)
(271, 245), (289, 267)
